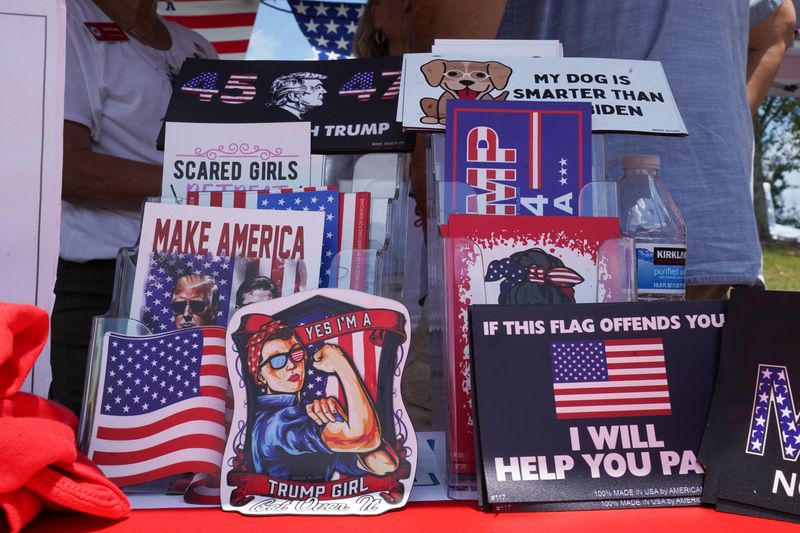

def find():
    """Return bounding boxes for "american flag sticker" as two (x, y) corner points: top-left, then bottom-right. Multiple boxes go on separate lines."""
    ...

(88, 327), (228, 487)
(550, 338), (671, 420)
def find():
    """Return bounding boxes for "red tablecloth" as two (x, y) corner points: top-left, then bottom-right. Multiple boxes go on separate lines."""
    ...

(23, 500), (800, 532)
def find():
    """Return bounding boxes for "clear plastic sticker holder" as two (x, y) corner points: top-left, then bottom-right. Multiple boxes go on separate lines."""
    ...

(176, 152), (411, 302)
(578, 180), (637, 303)
(324, 152), (411, 303)
(78, 197), (311, 504)
(426, 133), (637, 499)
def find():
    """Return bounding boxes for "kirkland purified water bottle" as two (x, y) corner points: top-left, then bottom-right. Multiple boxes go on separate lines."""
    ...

(618, 154), (686, 301)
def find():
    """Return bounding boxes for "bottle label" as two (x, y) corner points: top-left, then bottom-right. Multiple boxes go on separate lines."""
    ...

(635, 244), (686, 295)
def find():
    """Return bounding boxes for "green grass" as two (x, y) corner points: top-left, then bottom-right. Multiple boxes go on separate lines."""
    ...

(762, 240), (800, 291)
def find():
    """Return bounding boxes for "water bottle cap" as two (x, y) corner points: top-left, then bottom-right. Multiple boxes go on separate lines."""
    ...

(622, 154), (660, 170)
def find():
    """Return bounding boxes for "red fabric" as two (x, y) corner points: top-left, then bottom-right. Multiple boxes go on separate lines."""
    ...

(0, 488), (41, 533)
(25, 502), (800, 533)
(0, 302), (130, 532)
(0, 302), (49, 397)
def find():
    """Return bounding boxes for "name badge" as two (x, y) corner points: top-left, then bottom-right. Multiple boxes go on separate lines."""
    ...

(84, 22), (128, 42)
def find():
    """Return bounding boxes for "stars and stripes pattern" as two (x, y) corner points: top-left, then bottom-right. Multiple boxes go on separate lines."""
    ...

(550, 338), (671, 420)
(257, 189), (340, 287)
(335, 191), (371, 290)
(180, 71), (220, 102)
(219, 74), (258, 104)
(183, 187), (339, 288)
(381, 69), (401, 99)
(448, 106), (588, 217)
(142, 252), (233, 333)
(484, 258), (583, 301)
(158, 0), (259, 59)
(485, 257), (530, 287)
(464, 167), (518, 215)
(526, 265), (584, 286)
(87, 327), (228, 487)
(339, 71), (377, 101)
(287, 0), (363, 60)
(747, 364), (800, 460)
(184, 188), (371, 290)
(467, 127), (517, 163)
(185, 186), (334, 209)
(184, 472), (223, 505)
(298, 323), (381, 406)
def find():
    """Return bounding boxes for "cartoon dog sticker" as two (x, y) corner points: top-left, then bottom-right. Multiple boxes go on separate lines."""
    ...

(419, 59), (512, 125)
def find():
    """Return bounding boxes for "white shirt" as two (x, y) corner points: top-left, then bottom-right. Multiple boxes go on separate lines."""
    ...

(62, 0), (217, 261)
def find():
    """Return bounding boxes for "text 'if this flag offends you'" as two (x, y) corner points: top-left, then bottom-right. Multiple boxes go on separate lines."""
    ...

(87, 327), (229, 488)
(550, 338), (671, 420)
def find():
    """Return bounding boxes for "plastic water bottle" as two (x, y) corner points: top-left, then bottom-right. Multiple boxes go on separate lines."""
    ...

(618, 154), (686, 301)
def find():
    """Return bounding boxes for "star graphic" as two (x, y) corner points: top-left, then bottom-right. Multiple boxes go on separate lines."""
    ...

(304, 19), (319, 34)
(559, 157), (568, 166)
(311, 4), (330, 16)
(294, 1), (309, 15)
(335, 36), (350, 51)
(325, 20), (339, 35)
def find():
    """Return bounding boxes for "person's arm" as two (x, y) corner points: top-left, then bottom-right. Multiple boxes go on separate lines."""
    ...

(306, 344), (382, 452)
(747, 0), (797, 114)
(62, 120), (162, 210)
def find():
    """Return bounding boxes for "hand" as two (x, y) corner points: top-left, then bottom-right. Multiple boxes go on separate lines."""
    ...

(306, 397), (345, 426)
(311, 344), (348, 374)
